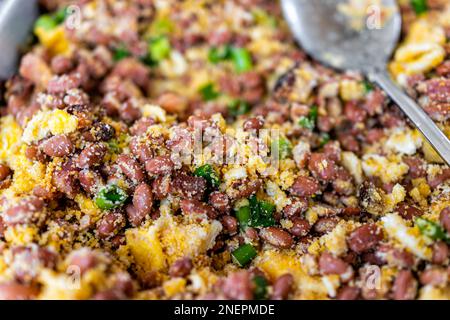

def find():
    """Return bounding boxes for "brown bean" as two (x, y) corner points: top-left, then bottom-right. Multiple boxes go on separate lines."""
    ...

(308, 153), (337, 181)
(145, 156), (174, 176)
(290, 176), (320, 197)
(129, 117), (155, 136)
(347, 224), (383, 254)
(282, 197), (308, 218)
(396, 203), (423, 220)
(169, 257), (193, 278)
(157, 92), (187, 114)
(392, 270), (417, 300)
(0, 216), (5, 238)
(180, 199), (217, 219)
(131, 183), (153, 223)
(336, 286), (360, 300)
(78, 169), (104, 194)
(116, 154), (145, 183)
(0, 283), (38, 300)
(0, 164), (11, 181)
(77, 143), (107, 168)
(440, 207), (450, 234)
(152, 175), (171, 200)
(271, 274), (293, 300)
(319, 252), (352, 276)
(50, 55), (74, 75)
(171, 172), (207, 201)
(52, 161), (80, 198)
(221, 216), (238, 235)
(119, 100), (142, 123)
(313, 217), (338, 234)
(221, 271), (253, 300)
(432, 241), (449, 265)
(419, 267), (448, 286)
(41, 135), (74, 157)
(68, 249), (98, 275)
(209, 192), (231, 214)
(129, 137), (153, 163)
(243, 117), (264, 132)
(3, 196), (45, 226)
(289, 217), (311, 237)
(97, 211), (125, 239)
(260, 227), (293, 249)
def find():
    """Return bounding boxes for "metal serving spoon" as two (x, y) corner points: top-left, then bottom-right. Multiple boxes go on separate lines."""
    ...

(281, 0), (450, 165)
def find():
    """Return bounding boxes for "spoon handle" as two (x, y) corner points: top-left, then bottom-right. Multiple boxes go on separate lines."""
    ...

(369, 70), (450, 166)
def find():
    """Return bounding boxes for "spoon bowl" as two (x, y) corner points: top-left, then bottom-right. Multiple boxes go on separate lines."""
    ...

(281, 0), (450, 165)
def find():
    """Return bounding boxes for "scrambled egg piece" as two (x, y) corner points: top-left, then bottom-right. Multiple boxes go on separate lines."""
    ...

(35, 25), (71, 56)
(362, 154), (409, 184)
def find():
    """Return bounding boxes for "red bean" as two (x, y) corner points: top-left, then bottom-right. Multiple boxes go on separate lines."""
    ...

(282, 198), (308, 218)
(180, 199), (217, 219)
(403, 157), (427, 179)
(152, 175), (171, 200)
(243, 117), (264, 132)
(221, 271), (253, 300)
(145, 156), (174, 176)
(116, 154), (145, 183)
(319, 252), (352, 276)
(308, 153), (337, 181)
(290, 176), (320, 197)
(119, 100), (142, 123)
(131, 183), (153, 223)
(78, 143), (107, 168)
(289, 217), (311, 237)
(50, 55), (74, 75)
(313, 217), (338, 234)
(78, 169), (104, 194)
(347, 224), (383, 254)
(3, 196), (45, 226)
(432, 241), (449, 265)
(129, 117), (155, 136)
(129, 137), (153, 163)
(271, 274), (293, 300)
(41, 135), (74, 157)
(440, 207), (450, 234)
(0, 283), (38, 300)
(171, 172), (207, 201)
(209, 192), (231, 214)
(392, 270), (417, 300)
(260, 227), (293, 249)
(157, 92), (187, 114)
(52, 161), (80, 198)
(336, 286), (360, 300)
(396, 203), (423, 220)
(97, 211), (125, 239)
(344, 100), (367, 123)
(221, 216), (238, 235)
(169, 257), (193, 278)
(47, 74), (81, 94)
(0, 164), (11, 181)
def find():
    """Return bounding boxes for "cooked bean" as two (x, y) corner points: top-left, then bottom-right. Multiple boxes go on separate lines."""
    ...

(260, 227), (293, 249)
(319, 252), (352, 276)
(243, 117), (264, 132)
(78, 143), (107, 168)
(271, 274), (293, 300)
(68, 249), (98, 275)
(313, 217), (338, 234)
(0, 216), (5, 238)
(41, 135), (74, 157)
(129, 117), (155, 136)
(0, 283), (38, 300)
(129, 137), (153, 163)
(171, 172), (207, 201)
(289, 217), (311, 237)
(209, 191), (231, 214)
(119, 101), (142, 123)
(25, 145), (46, 162)
(50, 55), (74, 75)
(392, 270), (417, 300)
(117, 154), (145, 183)
(132, 183), (153, 219)
(180, 199), (217, 219)
(89, 122), (115, 141)
(79, 169), (104, 194)
(0, 164), (11, 181)
(336, 286), (360, 300)
(157, 92), (187, 114)
(52, 161), (80, 198)
(347, 224), (383, 254)
(97, 211), (125, 239)
(3, 196), (45, 226)
(308, 153), (337, 181)
(419, 267), (448, 286)
(221, 216), (238, 234)
(152, 175), (171, 200)
(145, 156), (174, 176)
(440, 207), (450, 234)
(432, 241), (449, 265)
(169, 257), (193, 278)
(221, 271), (253, 300)
(396, 203), (423, 220)
(290, 176), (320, 197)
(282, 198), (308, 218)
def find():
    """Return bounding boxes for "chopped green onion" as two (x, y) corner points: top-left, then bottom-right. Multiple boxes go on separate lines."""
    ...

(199, 83), (220, 101)
(228, 99), (250, 116)
(272, 136), (292, 159)
(230, 47), (253, 73)
(298, 105), (318, 130)
(208, 45), (232, 64)
(236, 206), (251, 230)
(107, 139), (121, 153)
(410, 0), (428, 15)
(231, 244), (257, 267)
(113, 46), (131, 62)
(194, 164), (220, 188)
(363, 80), (374, 93)
(415, 217), (449, 242)
(35, 15), (59, 31)
(253, 275), (268, 300)
(53, 7), (69, 24)
(248, 195), (275, 228)
(148, 36), (171, 63)
(95, 185), (128, 210)
(318, 133), (331, 148)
